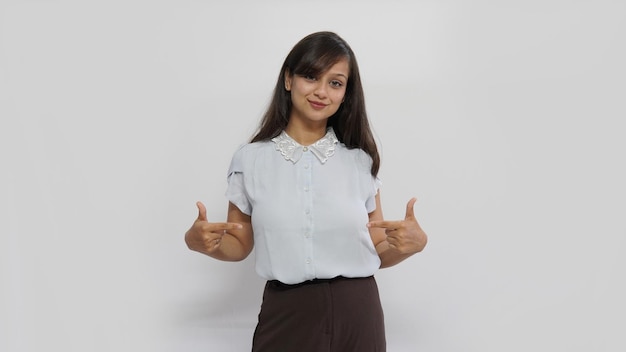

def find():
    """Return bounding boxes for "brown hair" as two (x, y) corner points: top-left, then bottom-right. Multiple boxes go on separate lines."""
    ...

(250, 31), (380, 176)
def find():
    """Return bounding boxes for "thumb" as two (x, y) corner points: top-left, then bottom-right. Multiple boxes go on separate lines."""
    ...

(405, 197), (417, 220)
(196, 201), (208, 221)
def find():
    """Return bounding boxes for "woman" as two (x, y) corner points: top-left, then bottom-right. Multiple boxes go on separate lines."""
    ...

(185, 31), (427, 352)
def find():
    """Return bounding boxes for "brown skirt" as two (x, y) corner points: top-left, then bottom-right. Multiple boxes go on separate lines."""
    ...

(252, 276), (386, 352)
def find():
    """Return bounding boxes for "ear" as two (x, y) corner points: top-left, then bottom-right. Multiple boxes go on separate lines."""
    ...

(284, 70), (292, 91)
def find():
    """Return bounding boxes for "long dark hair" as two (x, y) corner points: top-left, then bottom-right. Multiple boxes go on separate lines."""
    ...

(250, 31), (380, 177)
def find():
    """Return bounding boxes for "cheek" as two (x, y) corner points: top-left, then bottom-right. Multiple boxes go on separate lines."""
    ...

(293, 83), (312, 97)
(333, 90), (346, 103)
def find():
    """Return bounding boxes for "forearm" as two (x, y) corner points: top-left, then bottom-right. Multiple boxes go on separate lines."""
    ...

(186, 230), (252, 262)
(376, 241), (419, 268)
(209, 232), (253, 261)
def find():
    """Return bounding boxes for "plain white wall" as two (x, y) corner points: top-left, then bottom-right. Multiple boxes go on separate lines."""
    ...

(1, 1), (624, 351)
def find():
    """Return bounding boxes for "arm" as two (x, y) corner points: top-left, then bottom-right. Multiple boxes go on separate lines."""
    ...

(368, 192), (428, 268)
(184, 201), (254, 262)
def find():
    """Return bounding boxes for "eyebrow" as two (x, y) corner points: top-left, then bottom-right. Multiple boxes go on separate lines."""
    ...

(329, 73), (348, 79)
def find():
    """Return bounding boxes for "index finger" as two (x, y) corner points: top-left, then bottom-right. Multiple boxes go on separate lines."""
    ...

(367, 220), (404, 230)
(211, 222), (244, 231)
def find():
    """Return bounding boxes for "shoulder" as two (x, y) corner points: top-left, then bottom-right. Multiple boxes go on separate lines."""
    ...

(228, 140), (273, 174)
(232, 140), (273, 158)
(336, 143), (373, 170)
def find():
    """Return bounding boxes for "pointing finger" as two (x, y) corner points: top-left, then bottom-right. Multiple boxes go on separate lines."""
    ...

(367, 220), (403, 230)
(205, 222), (244, 232)
(221, 222), (244, 231)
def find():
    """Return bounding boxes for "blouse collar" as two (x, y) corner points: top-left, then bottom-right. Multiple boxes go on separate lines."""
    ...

(272, 127), (339, 164)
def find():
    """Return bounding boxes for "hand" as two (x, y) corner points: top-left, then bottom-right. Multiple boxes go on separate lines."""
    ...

(367, 198), (427, 254)
(185, 201), (242, 254)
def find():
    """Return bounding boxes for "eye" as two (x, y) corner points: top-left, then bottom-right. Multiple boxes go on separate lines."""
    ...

(330, 80), (344, 88)
(303, 75), (316, 81)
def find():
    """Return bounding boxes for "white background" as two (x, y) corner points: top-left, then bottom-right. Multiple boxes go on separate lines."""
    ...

(1, 1), (625, 351)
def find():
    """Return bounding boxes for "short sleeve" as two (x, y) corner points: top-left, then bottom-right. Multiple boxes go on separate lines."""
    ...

(365, 176), (382, 213)
(354, 148), (382, 213)
(225, 145), (252, 215)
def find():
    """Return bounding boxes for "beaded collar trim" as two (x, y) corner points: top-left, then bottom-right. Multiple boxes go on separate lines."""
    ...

(271, 128), (339, 164)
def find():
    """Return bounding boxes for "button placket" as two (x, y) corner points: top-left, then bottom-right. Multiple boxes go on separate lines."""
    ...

(302, 152), (315, 276)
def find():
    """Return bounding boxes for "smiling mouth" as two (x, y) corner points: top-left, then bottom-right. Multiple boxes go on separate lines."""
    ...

(308, 100), (327, 109)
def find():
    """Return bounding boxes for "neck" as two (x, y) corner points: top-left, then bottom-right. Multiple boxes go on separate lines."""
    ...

(285, 120), (327, 145)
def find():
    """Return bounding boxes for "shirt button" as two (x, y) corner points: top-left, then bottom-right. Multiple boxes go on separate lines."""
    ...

(304, 187), (309, 192)
(304, 164), (310, 169)
(305, 232), (311, 238)
(306, 258), (311, 264)
(305, 209), (310, 214)
(303, 147), (308, 152)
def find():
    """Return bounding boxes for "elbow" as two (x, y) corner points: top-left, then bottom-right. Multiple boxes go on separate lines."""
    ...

(224, 244), (254, 262)
(228, 249), (252, 262)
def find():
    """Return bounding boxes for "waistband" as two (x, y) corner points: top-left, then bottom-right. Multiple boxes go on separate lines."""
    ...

(267, 276), (373, 290)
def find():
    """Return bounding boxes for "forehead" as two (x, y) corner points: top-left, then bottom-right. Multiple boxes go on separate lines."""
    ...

(324, 58), (350, 77)
(294, 53), (351, 77)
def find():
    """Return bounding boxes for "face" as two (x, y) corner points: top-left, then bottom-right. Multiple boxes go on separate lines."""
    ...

(285, 58), (349, 126)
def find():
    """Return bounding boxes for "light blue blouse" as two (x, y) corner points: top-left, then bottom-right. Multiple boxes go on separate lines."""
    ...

(225, 128), (382, 284)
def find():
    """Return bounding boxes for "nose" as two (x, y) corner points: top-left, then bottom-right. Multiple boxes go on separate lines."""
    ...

(313, 82), (327, 99)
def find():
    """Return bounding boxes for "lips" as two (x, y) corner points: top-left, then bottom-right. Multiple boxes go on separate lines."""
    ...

(308, 100), (327, 110)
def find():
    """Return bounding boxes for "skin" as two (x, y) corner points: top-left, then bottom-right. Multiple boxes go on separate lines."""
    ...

(283, 59), (349, 144)
(185, 58), (427, 266)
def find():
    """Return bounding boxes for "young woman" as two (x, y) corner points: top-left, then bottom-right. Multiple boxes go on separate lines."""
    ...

(185, 31), (428, 352)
